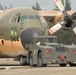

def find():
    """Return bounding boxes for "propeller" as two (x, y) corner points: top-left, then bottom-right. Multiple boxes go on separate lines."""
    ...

(73, 27), (76, 35)
(49, 0), (76, 35)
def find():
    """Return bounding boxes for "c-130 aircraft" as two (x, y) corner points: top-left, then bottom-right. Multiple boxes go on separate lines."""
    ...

(0, 0), (76, 65)
(0, 7), (49, 65)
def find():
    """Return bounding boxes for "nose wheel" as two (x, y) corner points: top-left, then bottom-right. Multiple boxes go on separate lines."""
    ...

(20, 56), (27, 66)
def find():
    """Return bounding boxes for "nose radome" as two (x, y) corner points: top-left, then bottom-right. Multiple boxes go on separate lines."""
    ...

(20, 28), (44, 48)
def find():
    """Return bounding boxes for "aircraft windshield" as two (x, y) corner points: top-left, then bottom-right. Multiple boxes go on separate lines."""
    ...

(40, 16), (47, 23)
(20, 15), (46, 23)
(28, 15), (34, 20)
(20, 15), (35, 21)
(20, 15), (27, 21)
(35, 15), (46, 23)
(35, 15), (41, 20)
(10, 14), (46, 23)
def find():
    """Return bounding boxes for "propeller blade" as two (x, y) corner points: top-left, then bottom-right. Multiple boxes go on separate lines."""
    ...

(54, 0), (65, 11)
(49, 23), (62, 34)
(54, 0), (68, 16)
(73, 27), (76, 35)
(71, 12), (76, 20)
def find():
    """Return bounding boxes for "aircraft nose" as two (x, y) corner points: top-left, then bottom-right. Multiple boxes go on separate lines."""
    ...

(20, 28), (44, 48)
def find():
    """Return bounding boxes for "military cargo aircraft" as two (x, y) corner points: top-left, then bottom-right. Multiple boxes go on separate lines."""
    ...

(0, 0), (76, 65)
(0, 7), (50, 65)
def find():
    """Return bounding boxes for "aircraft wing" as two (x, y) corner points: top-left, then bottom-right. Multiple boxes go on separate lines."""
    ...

(39, 11), (76, 23)
(39, 11), (57, 22)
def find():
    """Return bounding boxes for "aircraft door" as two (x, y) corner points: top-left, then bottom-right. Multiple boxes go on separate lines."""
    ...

(10, 26), (19, 41)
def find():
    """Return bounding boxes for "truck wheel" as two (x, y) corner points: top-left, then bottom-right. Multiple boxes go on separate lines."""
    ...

(20, 56), (27, 66)
(29, 53), (34, 67)
(59, 64), (66, 67)
(69, 63), (76, 66)
(37, 52), (47, 67)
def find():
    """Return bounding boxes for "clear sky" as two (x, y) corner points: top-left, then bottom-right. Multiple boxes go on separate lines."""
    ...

(0, 0), (76, 10)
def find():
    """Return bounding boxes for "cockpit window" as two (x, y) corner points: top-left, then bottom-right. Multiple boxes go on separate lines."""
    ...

(20, 15), (27, 21)
(35, 15), (41, 21)
(28, 15), (34, 20)
(10, 13), (21, 23)
(20, 15), (35, 21)
(35, 15), (46, 23)
(9, 14), (15, 23)
(40, 16), (46, 23)
(13, 16), (17, 22)
(9, 14), (46, 22)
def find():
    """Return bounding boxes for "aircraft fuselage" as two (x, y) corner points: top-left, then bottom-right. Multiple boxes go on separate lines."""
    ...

(0, 8), (49, 58)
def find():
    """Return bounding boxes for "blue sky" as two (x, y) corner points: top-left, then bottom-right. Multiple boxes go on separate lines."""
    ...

(0, 0), (76, 10)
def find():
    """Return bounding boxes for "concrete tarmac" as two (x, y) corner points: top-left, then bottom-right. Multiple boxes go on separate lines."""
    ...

(0, 58), (76, 75)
